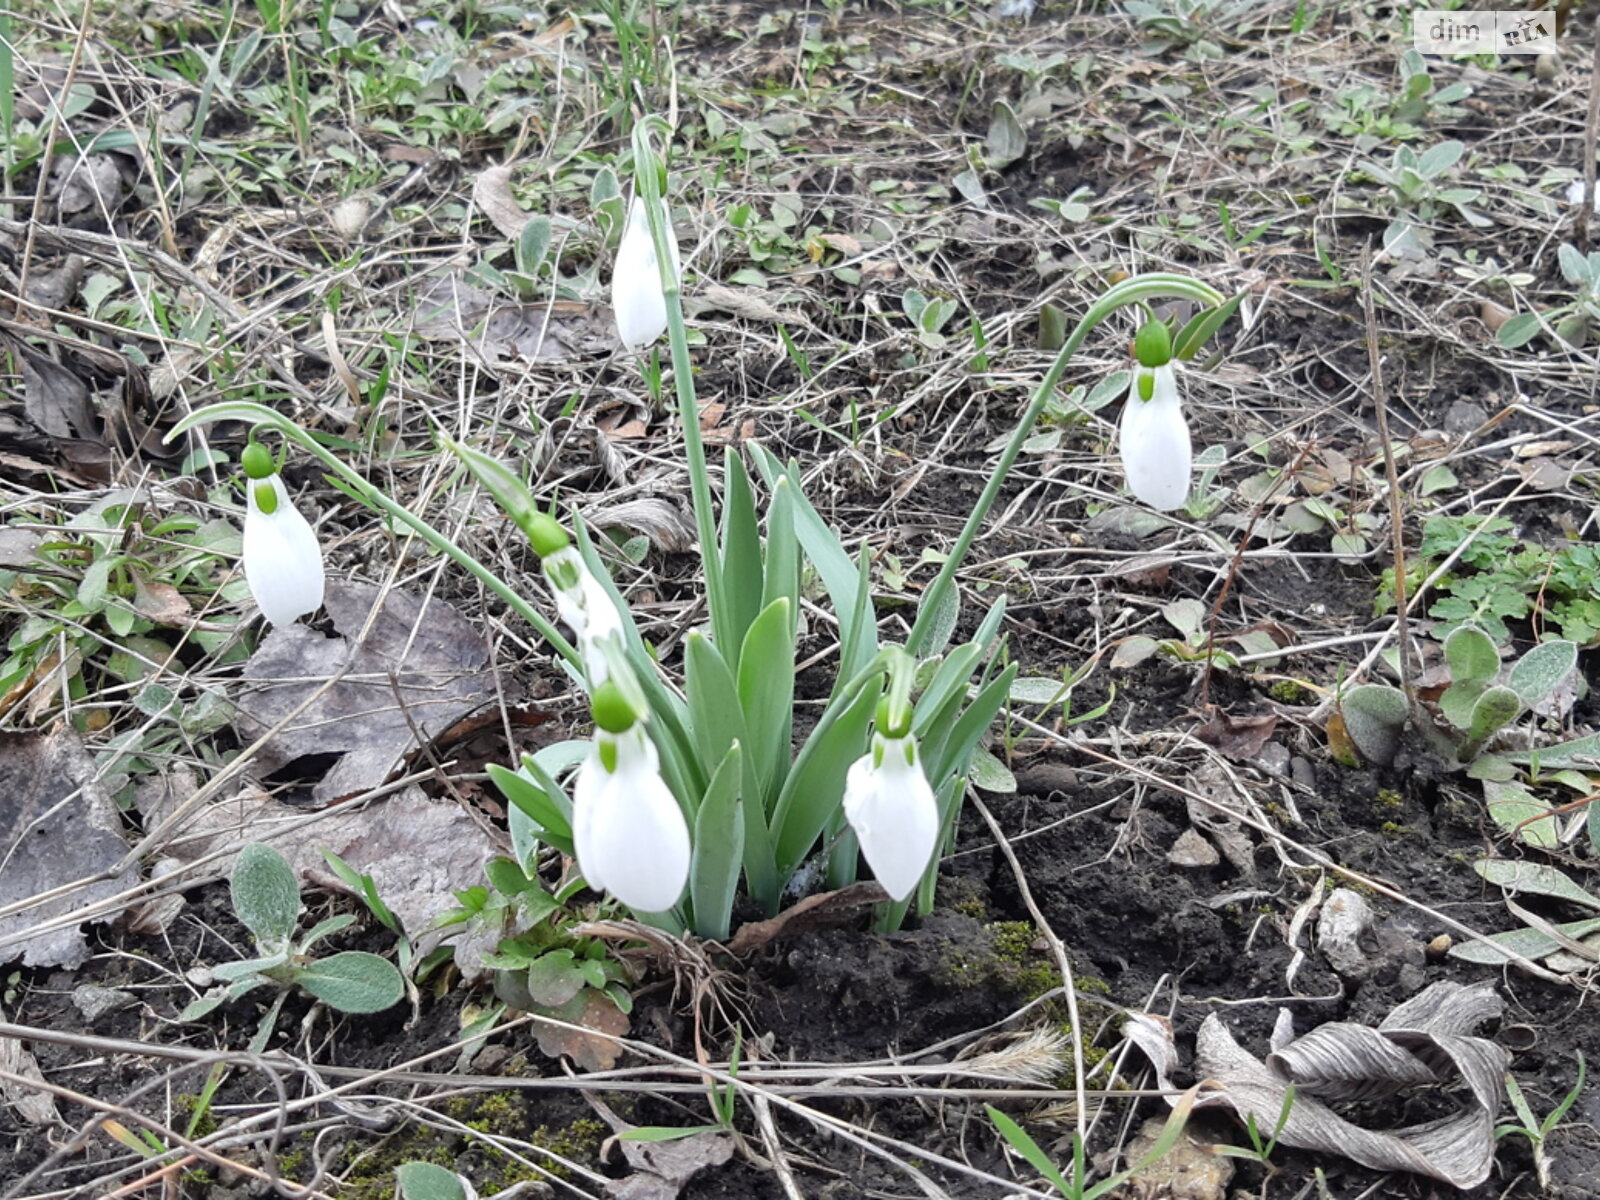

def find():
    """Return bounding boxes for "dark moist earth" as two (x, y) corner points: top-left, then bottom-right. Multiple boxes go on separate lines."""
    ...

(8, 656), (1600, 1198)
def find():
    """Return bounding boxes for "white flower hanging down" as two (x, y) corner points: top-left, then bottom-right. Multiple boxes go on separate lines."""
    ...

(538, 537), (624, 684)
(611, 192), (681, 353)
(240, 443), (325, 626)
(1119, 319), (1191, 512)
(843, 726), (940, 903)
(572, 685), (690, 913)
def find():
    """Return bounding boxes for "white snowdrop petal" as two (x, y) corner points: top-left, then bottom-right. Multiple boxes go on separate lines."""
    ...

(571, 745), (607, 894)
(243, 476), (325, 626)
(611, 196), (677, 353)
(1566, 178), (1600, 215)
(843, 736), (940, 903)
(1119, 365), (1192, 512)
(591, 770), (690, 912)
(573, 728), (689, 913)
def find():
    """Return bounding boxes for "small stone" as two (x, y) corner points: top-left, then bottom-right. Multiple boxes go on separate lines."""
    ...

(185, 966), (214, 988)
(71, 985), (136, 1023)
(1426, 933), (1453, 960)
(330, 196), (370, 239)
(1168, 827), (1219, 869)
(1317, 888), (1376, 981)
(1443, 400), (1488, 437)
(1290, 756), (1316, 790)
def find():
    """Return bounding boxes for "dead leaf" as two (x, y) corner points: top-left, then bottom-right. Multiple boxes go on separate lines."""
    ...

(24, 255), (84, 309)
(384, 144), (439, 164)
(236, 581), (505, 803)
(1125, 981), (1509, 1189)
(685, 283), (812, 328)
(413, 275), (616, 363)
(725, 883), (888, 955)
(1194, 710), (1279, 761)
(473, 163), (529, 241)
(138, 775), (498, 945)
(13, 336), (96, 442)
(587, 1094), (737, 1200)
(0, 1003), (59, 1126)
(0, 728), (139, 967)
(586, 498), (696, 553)
(535, 988), (631, 1072)
(1516, 456), (1570, 491)
(130, 570), (192, 624)
(50, 153), (125, 215)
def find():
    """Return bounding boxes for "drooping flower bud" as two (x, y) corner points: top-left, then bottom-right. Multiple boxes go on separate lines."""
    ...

(1119, 363), (1191, 512)
(572, 705), (690, 914)
(241, 456), (325, 626)
(611, 193), (681, 353)
(842, 728), (939, 903)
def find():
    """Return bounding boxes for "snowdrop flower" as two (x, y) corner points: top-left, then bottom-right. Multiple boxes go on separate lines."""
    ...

(240, 443), (324, 626)
(1119, 319), (1191, 512)
(1561, 177), (1600, 214)
(529, 515), (624, 683)
(843, 723), (940, 903)
(611, 192), (681, 353)
(572, 684), (690, 913)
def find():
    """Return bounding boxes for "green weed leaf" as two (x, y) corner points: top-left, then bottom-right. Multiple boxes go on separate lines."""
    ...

(231, 843), (301, 947)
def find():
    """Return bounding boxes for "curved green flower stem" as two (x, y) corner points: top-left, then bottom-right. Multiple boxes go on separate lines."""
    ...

(631, 119), (734, 654)
(906, 274), (1225, 658)
(165, 402), (580, 666)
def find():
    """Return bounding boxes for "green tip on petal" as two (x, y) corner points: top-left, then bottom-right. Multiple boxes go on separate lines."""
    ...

(241, 443), (276, 480)
(528, 513), (571, 558)
(591, 681), (637, 734)
(1137, 369), (1156, 402)
(252, 480), (279, 514)
(1134, 319), (1172, 369)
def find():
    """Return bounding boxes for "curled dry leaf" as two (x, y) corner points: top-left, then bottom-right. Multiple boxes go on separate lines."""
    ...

(414, 275), (617, 363)
(0, 729), (139, 968)
(586, 498), (696, 553)
(1125, 981), (1509, 1189)
(533, 988), (631, 1073)
(236, 580), (506, 803)
(725, 883), (888, 955)
(587, 1093), (737, 1200)
(472, 163), (529, 241)
(0, 1003), (58, 1126)
(685, 283), (814, 329)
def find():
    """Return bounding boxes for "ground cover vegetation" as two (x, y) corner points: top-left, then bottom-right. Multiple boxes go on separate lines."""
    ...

(2, 0), (1600, 1196)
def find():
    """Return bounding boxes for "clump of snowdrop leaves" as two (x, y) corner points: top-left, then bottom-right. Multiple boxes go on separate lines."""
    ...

(240, 442), (324, 626)
(1119, 318), (1191, 512)
(843, 697), (940, 903)
(573, 681), (691, 914)
(611, 190), (681, 353)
